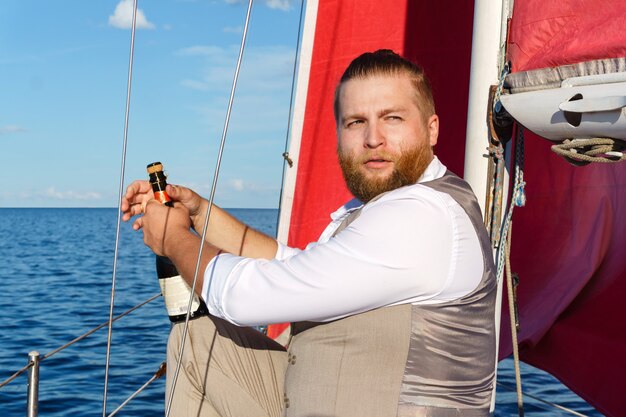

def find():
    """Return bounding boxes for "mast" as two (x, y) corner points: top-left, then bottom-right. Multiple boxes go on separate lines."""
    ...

(277, 0), (319, 244)
(464, 0), (510, 412)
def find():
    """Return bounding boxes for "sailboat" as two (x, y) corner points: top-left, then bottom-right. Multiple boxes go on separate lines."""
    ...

(3, 0), (625, 415)
(269, 1), (626, 416)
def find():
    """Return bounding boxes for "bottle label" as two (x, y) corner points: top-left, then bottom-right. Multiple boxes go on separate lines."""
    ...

(158, 275), (202, 317)
(154, 191), (172, 205)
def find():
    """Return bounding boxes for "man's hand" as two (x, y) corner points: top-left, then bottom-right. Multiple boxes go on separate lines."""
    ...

(122, 180), (208, 233)
(141, 200), (192, 257)
(122, 179), (277, 260)
(162, 184), (208, 233)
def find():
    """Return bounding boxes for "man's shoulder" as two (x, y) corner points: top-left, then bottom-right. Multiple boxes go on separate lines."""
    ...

(365, 183), (457, 217)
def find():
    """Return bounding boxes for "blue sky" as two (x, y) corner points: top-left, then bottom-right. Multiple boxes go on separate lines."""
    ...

(1, 0), (301, 208)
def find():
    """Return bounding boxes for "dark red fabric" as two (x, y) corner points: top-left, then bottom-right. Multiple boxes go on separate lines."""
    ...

(499, 131), (626, 416)
(501, 2), (626, 415)
(508, 0), (626, 72)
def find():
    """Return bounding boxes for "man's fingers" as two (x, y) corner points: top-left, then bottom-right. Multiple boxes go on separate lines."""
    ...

(125, 180), (151, 200)
(166, 184), (187, 201)
(142, 199), (153, 215)
(132, 217), (143, 231)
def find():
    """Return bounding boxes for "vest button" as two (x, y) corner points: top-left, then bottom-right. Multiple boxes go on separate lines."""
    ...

(290, 354), (296, 365)
(284, 396), (290, 408)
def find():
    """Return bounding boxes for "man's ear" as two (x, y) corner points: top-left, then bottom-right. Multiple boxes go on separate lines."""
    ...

(427, 114), (439, 147)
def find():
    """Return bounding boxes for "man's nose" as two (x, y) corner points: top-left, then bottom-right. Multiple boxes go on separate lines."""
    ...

(364, 122), (384, 148)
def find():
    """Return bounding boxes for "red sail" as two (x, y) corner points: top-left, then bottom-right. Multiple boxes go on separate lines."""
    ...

(501, 1), (626, 415)
(276, 1), (626, 415)
(508, 0), (626, 72)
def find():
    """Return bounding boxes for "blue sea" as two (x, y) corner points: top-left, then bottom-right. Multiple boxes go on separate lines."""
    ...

(0, 208), (602, 416)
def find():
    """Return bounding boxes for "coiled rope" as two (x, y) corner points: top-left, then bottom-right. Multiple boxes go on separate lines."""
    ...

(551, 138), (626, 165)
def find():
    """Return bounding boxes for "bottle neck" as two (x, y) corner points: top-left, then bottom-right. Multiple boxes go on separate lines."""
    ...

(154, 190), (172, 205)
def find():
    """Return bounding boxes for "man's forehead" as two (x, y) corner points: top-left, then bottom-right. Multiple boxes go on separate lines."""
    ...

(338, 74), (418, 110)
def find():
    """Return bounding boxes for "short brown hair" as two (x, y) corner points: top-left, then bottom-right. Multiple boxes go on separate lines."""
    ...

(333, 49), (435, 124)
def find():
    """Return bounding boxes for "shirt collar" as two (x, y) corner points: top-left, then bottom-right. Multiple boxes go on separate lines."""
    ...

(418, 156), (447, 183)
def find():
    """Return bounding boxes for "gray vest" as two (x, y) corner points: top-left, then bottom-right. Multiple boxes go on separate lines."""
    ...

(284, 171), (497, 417)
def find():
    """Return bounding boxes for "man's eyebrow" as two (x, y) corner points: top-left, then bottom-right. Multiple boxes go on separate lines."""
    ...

(341, 113), (364, 124)
(378, 107), (407, 117)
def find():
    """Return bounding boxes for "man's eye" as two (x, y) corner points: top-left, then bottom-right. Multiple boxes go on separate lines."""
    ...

(346, 120), (364, 127)
(386, 115), (402, 122)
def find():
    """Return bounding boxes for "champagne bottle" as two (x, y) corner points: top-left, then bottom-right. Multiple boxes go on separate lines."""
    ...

(146, 162), (208, 323)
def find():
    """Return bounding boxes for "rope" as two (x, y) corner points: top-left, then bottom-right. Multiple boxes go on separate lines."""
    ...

(107, 362), (167, 417)
(0, 294), (160, 390)
(495, 126), (527, 416)
(165, 1), (254, 416)
(103, 0), (139, 415)
(551, 138), (626, 165)
(505, 226), (524, 416)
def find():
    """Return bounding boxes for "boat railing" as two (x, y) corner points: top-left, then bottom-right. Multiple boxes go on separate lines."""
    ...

(0, 293), (163, 417)
(0, 292), (593, 417)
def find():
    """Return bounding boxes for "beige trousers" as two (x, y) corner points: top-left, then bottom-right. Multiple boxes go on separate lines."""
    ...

(166, 315), (287, 417)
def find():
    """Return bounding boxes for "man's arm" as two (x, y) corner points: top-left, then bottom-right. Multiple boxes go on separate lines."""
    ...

(201, 190), (483, 327)
(122, 181), (278, 259)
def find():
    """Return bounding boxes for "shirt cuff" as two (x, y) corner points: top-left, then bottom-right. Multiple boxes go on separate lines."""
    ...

(202, 253), (246, 318)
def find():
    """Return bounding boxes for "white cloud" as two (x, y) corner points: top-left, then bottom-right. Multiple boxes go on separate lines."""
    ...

(265, 0), (292, 11)
(42, 187), (102, 201)
(177, 44), (295, 92)
(176, 44), (296, 136)
(177, 45), (224, 57)
(180, 79), (211, 91)
(224, 0), (292, 11)
(223, 26), (243, 34)
(108, 0), (155, 30)
(229, 179), (245, 191)
(0, 125), (26, 135)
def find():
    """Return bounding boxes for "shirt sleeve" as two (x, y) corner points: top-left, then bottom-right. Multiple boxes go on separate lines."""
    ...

(202, 186), (483, 327)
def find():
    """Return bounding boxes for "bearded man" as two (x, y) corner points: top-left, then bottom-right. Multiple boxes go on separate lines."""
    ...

(123, 49), (497, 417)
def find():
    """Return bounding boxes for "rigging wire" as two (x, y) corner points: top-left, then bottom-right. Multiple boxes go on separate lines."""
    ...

(0, 294), (159, 390)
(102, 0), (139, 416)
(275, 0), (306, 234)
(164, 1), (254, 415)
(496, 382), (588, 417)
(107, 362), (167, 417)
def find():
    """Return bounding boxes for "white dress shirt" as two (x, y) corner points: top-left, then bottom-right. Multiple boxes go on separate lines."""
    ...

(202, 157), (483, 326)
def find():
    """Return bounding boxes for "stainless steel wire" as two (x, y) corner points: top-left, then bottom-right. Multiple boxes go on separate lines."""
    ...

(164, 1), (254, 415)
(107, 362), (167, 417)
(275, 0), (305, 233)
(0, 294), (159, 390)
(102, 0), (139, 416)
(45, 294), (160, 361)
(496, 382), (588, 416)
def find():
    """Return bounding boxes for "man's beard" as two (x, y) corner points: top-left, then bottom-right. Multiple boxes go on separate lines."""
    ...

(338, 142), (433, 203)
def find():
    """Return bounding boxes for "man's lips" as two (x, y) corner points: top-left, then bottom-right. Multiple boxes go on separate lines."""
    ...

(364, 158), (391, 169)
